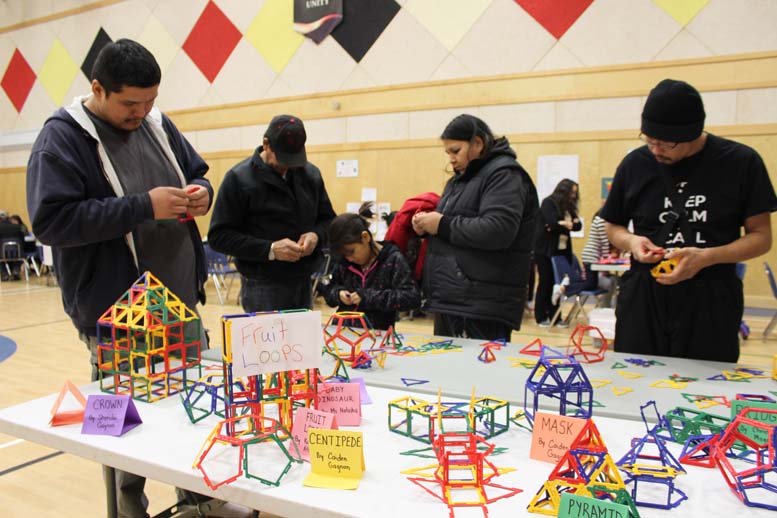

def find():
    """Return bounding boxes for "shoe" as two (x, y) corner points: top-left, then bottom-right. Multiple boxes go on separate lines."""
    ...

(537, 319), (551, 328)
(555, 320), (569, 328)
(551, 284), (562, 305)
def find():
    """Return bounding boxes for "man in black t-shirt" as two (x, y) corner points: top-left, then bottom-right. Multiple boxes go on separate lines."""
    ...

(600, 79), (777, 362)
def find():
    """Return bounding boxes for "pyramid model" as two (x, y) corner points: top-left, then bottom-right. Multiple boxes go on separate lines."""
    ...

(100, 271), (197, 333)
(527, 419), (629, 515)
(618, 432), (685, 476)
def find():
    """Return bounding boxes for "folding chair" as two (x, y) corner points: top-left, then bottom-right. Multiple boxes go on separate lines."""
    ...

(204, 244), (239, 304)
(310, 249), (332, 301)
(549, 255), (606, 327)
(763, 262), (777, 341)
(41, 244), (57, 286)
(0, 238), (29, 283)
(23, 237), (41, 277)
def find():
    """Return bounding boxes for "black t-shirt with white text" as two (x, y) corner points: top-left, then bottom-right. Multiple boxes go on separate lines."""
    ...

(601, 134), (777, 252)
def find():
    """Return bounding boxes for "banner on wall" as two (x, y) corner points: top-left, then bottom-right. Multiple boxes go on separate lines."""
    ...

(294, 0), (343, 44)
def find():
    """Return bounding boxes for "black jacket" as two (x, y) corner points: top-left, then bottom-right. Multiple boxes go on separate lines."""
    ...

(534, 197), (581, 258)
(320, 241), (421, 330)
(26, 100), (211, 336)
(208, 148), (336, 281)
(423, 137), (539, 329)
(0, 222), (25, 242)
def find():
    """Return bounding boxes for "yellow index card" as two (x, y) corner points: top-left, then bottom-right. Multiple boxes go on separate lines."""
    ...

(304, 428), (365, 490)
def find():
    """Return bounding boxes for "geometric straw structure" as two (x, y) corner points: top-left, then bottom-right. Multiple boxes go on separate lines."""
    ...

(96, 271), (201, 402)
(193, 310), (318, 489)
(524, 346), (593, 427)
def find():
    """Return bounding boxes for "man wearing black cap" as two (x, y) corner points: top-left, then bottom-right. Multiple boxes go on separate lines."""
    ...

(208, 114), (336, 311)
(600, 78), (777, 362)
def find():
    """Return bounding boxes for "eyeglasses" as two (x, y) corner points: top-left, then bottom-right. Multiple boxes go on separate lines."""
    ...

(639, 133), (678, 151)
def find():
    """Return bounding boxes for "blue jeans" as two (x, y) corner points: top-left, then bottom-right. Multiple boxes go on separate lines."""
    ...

(80, 332), (149, 518)
(240, 276), (312, 312)
(80, 316), (211, 518)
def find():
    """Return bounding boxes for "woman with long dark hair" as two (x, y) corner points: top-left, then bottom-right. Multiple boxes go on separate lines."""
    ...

(534, 178), (581, 326)
(412, 114), (539, 341)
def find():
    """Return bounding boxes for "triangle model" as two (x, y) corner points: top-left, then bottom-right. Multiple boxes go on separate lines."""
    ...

(401, 377), (429, 387)
(49, 380), (87, 426)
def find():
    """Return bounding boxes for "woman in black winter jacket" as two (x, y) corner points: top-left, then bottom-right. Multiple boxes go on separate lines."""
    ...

(412, 114), (539, 341)
(533, 178), (581, 325)
(320, 203), (421, 330)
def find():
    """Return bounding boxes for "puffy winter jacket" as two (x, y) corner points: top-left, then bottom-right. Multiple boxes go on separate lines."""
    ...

(320, 241), (421, 330)
(423, 137), (538, 329)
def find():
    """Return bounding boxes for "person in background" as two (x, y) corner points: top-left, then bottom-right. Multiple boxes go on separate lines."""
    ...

(0, 211), (26, 280)
(208, 114), (336, 312)
(385, 191), (441, 287)
(601, 78), (777, 362)
(8, 213), (41, 272)
(8, 214), (29, 235)
(552, 208), (617, 307)
(0, 211), (25, 240)
(320, 202), (421, 330)
(534, 178), (581, 326)
(412, 114), (539, 341)
(26, 39), (214, 518)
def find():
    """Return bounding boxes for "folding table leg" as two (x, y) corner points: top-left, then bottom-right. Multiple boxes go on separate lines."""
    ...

(104, 465), (118, 518)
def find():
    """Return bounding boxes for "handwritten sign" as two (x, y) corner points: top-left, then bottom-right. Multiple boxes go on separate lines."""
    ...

(530, 412), (585, 464)
(731, 399), (777, 443)
(303, 429), (365, 490)
(291, 407), (338, 461)
(559, 492), (629, 518)
(317, 383), (361, 426)
(81, 395), (142, 436)
(227, 311), (323, 377)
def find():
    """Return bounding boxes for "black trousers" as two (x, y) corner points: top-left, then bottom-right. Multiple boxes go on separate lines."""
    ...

(433, 313), (512, 342)
(534, 255), (559, 323)
(240, 276), (312, 312)
(614, 270), (743, 362)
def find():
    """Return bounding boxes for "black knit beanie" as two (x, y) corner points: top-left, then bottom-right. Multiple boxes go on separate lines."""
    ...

(641, 79), (705, 142)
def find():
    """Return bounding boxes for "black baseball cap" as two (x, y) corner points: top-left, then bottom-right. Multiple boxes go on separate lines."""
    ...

(264, 114), (307, 168)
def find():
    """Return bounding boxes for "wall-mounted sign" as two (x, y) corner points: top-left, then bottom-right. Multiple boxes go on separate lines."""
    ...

(294, 0), (343, 44)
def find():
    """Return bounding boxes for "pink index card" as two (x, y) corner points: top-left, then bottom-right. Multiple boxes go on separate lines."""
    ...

(317, 383), (362, 426)
(291, 407), (338, 461)
(529, 411), (585, 464)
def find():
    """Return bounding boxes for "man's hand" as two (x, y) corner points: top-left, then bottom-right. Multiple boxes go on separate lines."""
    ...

(412, 211), (443, 235)
(149, 186), (190, 219)
(297, 232), (319, 257)
(628, 235), (666, 264)
(272, 238), (304, 262)
(185, 184), (210, 216)
(655, 247), (711, 285)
